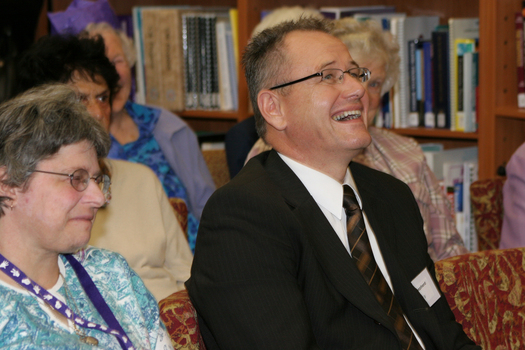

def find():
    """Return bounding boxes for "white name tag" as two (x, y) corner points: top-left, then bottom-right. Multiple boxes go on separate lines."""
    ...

(411, 267), (441, 307)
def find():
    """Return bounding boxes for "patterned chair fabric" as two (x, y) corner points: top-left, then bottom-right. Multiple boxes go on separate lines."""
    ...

(159, 289), (206, 350)
(202, 149), (230, 188)
(435, 247), (525, 349)
(470, 178), (505, 251)
(169, 197), (189, 240)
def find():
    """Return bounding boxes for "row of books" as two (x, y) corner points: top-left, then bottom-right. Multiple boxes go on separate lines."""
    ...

(320, 7), (480, 132)
(380, 15), (479, 133)
(132, 6), (239, 112)
(423, 145), (479, 252)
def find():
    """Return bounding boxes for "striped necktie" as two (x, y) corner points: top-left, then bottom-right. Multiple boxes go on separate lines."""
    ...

(343, 185), (423, 350)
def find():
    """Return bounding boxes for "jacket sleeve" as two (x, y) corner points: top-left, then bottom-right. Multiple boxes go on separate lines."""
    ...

(186, 186), (321, 350)
(153, 107), (216, 220)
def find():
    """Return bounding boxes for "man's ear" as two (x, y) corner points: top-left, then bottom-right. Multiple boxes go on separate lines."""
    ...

(257, 89), (287, 131)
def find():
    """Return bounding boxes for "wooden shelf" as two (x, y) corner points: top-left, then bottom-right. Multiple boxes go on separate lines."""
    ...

(495, 106), (525, 120)
(392, 128), (478, 140)
(180, 110), (239, 120)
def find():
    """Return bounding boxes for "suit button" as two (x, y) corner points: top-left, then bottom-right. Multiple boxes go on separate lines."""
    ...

(374, 320), (381, 325)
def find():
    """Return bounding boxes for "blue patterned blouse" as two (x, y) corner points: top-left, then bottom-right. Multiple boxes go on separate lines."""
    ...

(108, 102), (199, 251)
(0, 247), (173, 349)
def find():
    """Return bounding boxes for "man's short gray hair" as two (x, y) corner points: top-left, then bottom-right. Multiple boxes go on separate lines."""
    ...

(242, 17), (333, 139)
(0, 84), (110, 217)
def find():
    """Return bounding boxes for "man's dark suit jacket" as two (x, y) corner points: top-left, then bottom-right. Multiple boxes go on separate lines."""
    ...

(186, 150), (479, 350)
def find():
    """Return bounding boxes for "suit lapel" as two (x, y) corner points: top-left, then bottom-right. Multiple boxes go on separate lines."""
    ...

(264, 152), (396, 328)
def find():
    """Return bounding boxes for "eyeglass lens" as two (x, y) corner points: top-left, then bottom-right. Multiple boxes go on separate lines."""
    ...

(71, 169), (110, 195)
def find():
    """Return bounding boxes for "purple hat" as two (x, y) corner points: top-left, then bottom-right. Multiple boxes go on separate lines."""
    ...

(48, 0), (119, 35)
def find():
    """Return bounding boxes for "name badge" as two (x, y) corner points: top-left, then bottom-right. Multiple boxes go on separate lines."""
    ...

(411, 267), (441, 307)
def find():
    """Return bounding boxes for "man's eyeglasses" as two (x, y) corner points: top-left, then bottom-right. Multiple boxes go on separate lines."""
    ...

(33, 169), (111, 203)
(269, 67), (371, 90)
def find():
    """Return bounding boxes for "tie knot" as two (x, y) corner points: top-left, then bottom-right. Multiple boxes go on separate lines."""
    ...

(342, 185), (360, 214)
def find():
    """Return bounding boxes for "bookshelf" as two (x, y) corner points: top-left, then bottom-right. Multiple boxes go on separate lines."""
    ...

(49, 0), (524, 180)
(478, 0), (525, 180)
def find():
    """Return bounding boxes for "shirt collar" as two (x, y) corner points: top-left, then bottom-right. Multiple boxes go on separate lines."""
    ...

(278, 153), (362, 219)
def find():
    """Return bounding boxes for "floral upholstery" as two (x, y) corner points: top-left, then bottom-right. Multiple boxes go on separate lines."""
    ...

(159, 289), (206, 350)
(169, 197), (188, 240)
(202, 149), (230, 188)
(435, 247), (525, 349)
(470, 178), (505, 251)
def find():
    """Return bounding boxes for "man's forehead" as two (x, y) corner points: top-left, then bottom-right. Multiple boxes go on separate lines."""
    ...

(284, 30), (353, 69)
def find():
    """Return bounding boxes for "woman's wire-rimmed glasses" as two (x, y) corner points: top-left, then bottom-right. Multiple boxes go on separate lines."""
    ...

(269, 67), (371, 90)
(32, 169), (111, 203)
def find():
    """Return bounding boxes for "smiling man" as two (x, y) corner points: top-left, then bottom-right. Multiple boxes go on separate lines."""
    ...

(186, 18), (479, 350)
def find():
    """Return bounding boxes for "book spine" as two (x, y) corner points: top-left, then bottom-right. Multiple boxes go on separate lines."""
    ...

(423, 40), (435, 128)
(210, 15), (220, 109)
(415, 42), (425, 126)
(216, 20), (233, 111)
(140, 9), (162, 106)
(516, 12), (525, 108)
(408, 39), (418, 127)
(225, 22), (239, 110)
(432, 30), (450, 129)
(454, 39), (476, 131)
(132, 7), (146, 104)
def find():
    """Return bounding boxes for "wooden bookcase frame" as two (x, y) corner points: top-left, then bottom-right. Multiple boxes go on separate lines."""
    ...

(48, 0), (525, 179)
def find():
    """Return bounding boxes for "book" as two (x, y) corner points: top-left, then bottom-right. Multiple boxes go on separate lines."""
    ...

(320, 6), (396, 20)
(448, 18), (479, 131)
(229, 8), (239, 73)
(140, 9), (162, 107)
(183, 13), (200, 109)
(157, 9), (186, 111)
(432, 28), (450, 128)
(454, 39), (476, 131)
(423, 40), (435, 128)
(391, 16), (440, 128)
(132, 7), (146, 104)
(462, 51), (478, 132)
(407, 39), (419, 127)
(462, 160), (478, 251)
(216, 19), (234, 111)
(516, 13), (525, 108)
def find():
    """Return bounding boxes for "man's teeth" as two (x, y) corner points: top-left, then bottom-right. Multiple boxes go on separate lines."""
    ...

(333, 110), (361, 121)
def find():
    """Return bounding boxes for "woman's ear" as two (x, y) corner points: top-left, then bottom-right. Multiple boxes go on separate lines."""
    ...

(257, 90), (287, 132)
(0, 167), (16, 207)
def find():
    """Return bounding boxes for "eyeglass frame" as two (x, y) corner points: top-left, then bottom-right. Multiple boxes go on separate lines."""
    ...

(32, 169), (111, 202)
(269, 67), (371, 90)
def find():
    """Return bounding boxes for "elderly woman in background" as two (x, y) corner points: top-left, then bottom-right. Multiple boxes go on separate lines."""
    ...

(15, 34), (192, 301)
(0, 84), (173, 349)
(82, 22), (215, 251)
(246, 10), (468, 261)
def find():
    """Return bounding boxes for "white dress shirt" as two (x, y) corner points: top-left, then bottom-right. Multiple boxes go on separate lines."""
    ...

(278, 153), (425, 349)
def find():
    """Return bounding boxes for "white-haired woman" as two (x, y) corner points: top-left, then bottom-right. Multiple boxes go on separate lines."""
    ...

(83, 22), (215, 252)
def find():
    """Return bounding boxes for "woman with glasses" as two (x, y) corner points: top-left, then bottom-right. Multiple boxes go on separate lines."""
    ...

(0, 84), (173, 349)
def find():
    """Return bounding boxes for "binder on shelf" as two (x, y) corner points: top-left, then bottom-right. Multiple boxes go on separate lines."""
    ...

(423, 40), (435, 128)
(453, 39), (476, 132)
(431, 28), (450, 129)
(448, 18), (479, 131)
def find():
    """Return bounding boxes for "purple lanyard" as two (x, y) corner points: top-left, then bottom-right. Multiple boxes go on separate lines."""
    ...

(0, 252), (135, 350)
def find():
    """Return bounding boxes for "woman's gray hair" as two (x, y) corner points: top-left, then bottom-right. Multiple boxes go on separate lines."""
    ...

(332, 18), (400, 96)
(84, 22), (137, 67)
(0, 84), (111, 217)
